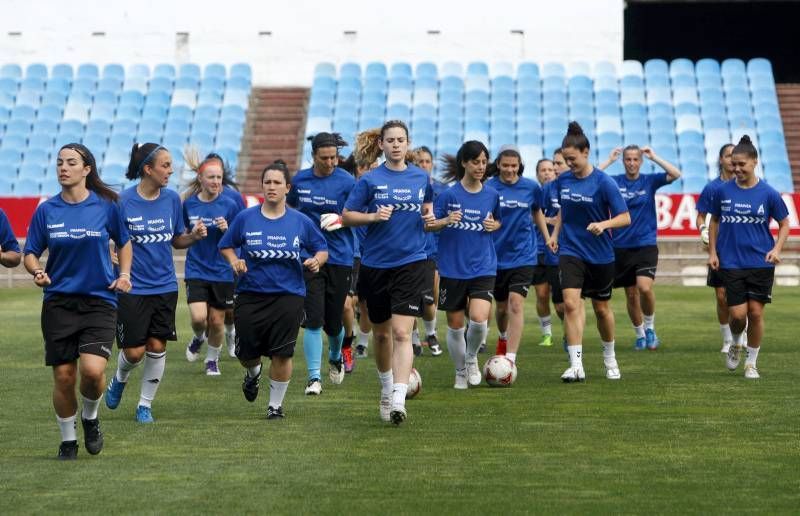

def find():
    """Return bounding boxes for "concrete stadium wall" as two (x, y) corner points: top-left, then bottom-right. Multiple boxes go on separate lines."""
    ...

(0, 0), (623, 86)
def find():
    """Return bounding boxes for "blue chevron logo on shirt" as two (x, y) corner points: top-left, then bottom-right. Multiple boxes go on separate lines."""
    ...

(248, 250), (300, 260)
(132, 233), (173, 243)
(721, 215), (766, 224)
(449, 221), (484, 231)
(386, 203), (421, 212)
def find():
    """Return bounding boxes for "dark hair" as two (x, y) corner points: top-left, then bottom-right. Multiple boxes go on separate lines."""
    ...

(126, 142), (167, 181)
(535, 158), (553, 173)
(339, 154), (357, 174)
(441, 140), (490, 183)
(59, 143), (118, 202)
(380, 120), (410, 140)
(309, 132), (348, 154)
(414, 146), (433, 159)
(552, 148), (564, 158)
(717, 143), (735, 173)
(261, 159), (291, 184)
(561, 121), (590, 151)
(623, 144), (642, 156)
(486, 146), (524, 178)
(732, 135), (758, 159)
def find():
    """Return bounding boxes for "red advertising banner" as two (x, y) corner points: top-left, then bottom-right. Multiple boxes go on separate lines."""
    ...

(2, 194), (800, 238)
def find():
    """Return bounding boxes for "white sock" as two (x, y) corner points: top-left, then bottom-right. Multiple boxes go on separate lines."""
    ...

(466, 320), (488, 359)
(139, 351), (166, 408)
(358, 330), (370, 348)
(732, 331), (745, 347)
(602, 340), (617, 365)
(539, 315), (552, 336)
(633, 324), (645, 338)
(268, 379), (289, 408)
(193, 328), (206, 340)
(720, 324), (733, 343)
(567, 345), (583, 368)
(377, 369), (393, 396)
(56, 413), (77, 442)
(506, 352), (517, 363)
(745, 346), (760, 366)
(115, 350), (141, 383)
(247, 363), (262, 378)
(411, 328), (420, 346)
(206, 344), (221, 362)
(499, 331), (508, 340)
(81, 395), (101, 420)
(392, 383), (408, 407)
(643, 314), (655, 330)
(423, 317), (436, 336)
(447, 326), (467, 374)
(225, 323), (234, 336)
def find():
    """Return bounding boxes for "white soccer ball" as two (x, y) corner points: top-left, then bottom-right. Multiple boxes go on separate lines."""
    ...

(483, 355), (517, 387)
(406, 368), (422, 399)
(320, 212), (343, 231)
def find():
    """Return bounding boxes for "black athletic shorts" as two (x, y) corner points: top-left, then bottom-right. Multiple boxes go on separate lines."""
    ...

(303, 263), (352, 335)
(494, 266), (534, 302)
(438, 275), (495, 312)
(559, 255), (615, 301)
(614, 245), (659, 288)
(350, 258), (361, 296)
(116, 292), (178, 348)
(546, 265), (563, 304)
(42, 295), (115, 366)
(720, 268), (774, 307)
(532, 253), (548, 285)
(185, 279), (235, 310)
(706, 265), (725, 288)
(234, 292), (304, 360)
(422, 258), (437, 305)
(358, 260), (427, 324)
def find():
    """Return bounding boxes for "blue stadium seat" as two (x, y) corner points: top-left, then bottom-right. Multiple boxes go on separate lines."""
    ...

(220, 105), (245, 122)
(0, 64), (22, 80)
(695, 58), (720, 78)
(98, 77), (123, 94)
(14, 177), (42, 195)
(175, 76), (200, 91)
(415, 77), (438, 91)
(387, 103), (411, 121)
(204, 63), (226, 80)
(314, 62), (336, 79)
(365, 62), (388, 79)
(230, 63), (252, 81)
(152, 63), (175, 80)
(390, 62), (413, 79)
(416, 62), (438, 79)
(179, 63), (202, 80)
(413, 103), (437, 120)
(127, 63), (150, 79)
(644, 59), (668, 78)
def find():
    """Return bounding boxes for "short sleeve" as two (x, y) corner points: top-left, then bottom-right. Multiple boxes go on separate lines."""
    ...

(769, 189), (789, 222)
(530, 183), (541, 212)
(491, 191), (502, 220)
(218, 211), (242, 250)
(652, 172), (669, 189)
(344, 177), (370, 212)
(23, 204), (47, 257)
(708, 188), (722, 217)
(182, 199), (191, 230)
(424, 181), (433, 203)
(173, 194), (186, 235)
(603, 176), (628, 217)
(303, 215), (328, 255)
(107, 201), (131, 247)
(286, 180), (299, 208)
(696, 183), (714, 214)
(434, 190), (449, 219)
(0, 209), (20, 254)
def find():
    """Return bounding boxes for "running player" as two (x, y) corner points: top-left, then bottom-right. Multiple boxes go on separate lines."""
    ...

(24, 143), (132, 459)
(708, 135), (789, 378)
(548, 122), (630, 382)
(529, 158), (558, 349)
(600, 145), (681, 350)
(0, 208), (21, 269)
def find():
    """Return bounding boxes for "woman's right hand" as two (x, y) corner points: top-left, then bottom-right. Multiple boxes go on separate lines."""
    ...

(33, 270), (51, 287)
(231, 259), (247, 275)
(373, 205), (394, 222)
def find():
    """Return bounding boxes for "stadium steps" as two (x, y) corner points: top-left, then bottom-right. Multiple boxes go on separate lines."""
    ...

(237, 87), (308, 193)
(777, 84), (800, 190)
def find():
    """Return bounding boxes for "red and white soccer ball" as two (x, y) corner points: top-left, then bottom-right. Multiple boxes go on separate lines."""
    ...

(406, 368), (422, 399)
(320, 213), (343, 231)
(483, 355), (517, 387)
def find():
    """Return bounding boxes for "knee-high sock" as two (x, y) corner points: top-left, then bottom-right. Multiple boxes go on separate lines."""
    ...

(139, 351), (166, 408)
(115, 350), (141, 383)
(304, 328), (323, 380)
(466, 320), (488, 360)
(327, 327), (344, 362)
(447, 326), (466, 374)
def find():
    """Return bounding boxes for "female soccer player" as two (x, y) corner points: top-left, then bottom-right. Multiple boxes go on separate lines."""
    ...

(105, 143), (206, 424)
(287, 132), (355, 395)
(0, 208), (21, 269)
(708, 135), (789, 379)
(220, 160), (328, 418)
(486, 146), (548, 365)
(548, 122), (630, 382)
(342, 120), (433, 425)
(182, 152), (241, 373)
(24, 143), (132, 459)
(426, 141), (501, 388)
(600, 145), (681, 350)
(696, 143), (738, 353)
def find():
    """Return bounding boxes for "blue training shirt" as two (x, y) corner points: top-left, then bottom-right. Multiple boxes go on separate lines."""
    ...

(24, 191), (130, 305)
(540, 181), (561, 266)
(219, 206), (327, 296)
(119, 186), (185, 295)
(287, 167), (355, 267)
(0, 208), (20, 254)
(696, 177), (727, 215)
(486, 175), (540, 270)
(344, 163), (433, 269)
(424, 178), (450, 259)
(222, 185), (247, 212)
(434, 181), (501, 279)
(611, 172), (669, 248)
(183, 193), (241, 282)
(555, 168), (629, 264)
(711, 179), (789, 269)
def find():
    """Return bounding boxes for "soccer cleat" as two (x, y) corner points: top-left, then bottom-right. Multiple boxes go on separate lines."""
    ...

(478, 342), (487, 354)
(634, 337), (647, 351)
(135, 405), (154, 424)
(355, 344), (368, 359)
(185, 335), (205, 362)
(466, 359), (482, 386)
(205, 360), (221, 376)
(427, 335), (443, 356)
(645, 328), (659, 350)
(328, 359), (345, 385)
(726, 345), (743, 371)
(81, 418), (104, 455)
(342, 346), (354, 373)
(412, 342), (423, 357)
(242, 371), (260, 402)
(454, 373), (468, 390)
(720, 341), (732, 354)
(389, 404), (407, 426)
(379, 393), (392, 421)
(226, 330), (236, 358)
(744, 364), (760, 379)
(561, 366), (586, 383)
(304, 378), (322, 395)
(57, 440), (78, 460)
(495, 336), (507, 355)
(538, 334), (553, 347)
(104, 376), (126, 409)
(266, 406), (285, 419)
(604, 359), (621, 380)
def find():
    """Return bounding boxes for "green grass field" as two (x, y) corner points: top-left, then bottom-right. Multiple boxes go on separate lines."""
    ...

(1, 285), (799, 514)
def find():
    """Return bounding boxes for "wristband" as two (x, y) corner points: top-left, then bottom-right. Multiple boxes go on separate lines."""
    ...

(119, 272), (131, 278)
(33, 269), (44, 277)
